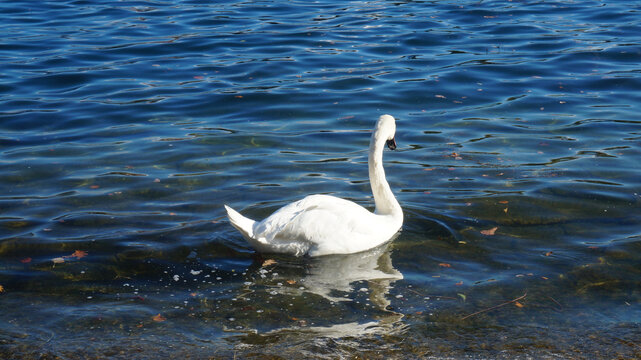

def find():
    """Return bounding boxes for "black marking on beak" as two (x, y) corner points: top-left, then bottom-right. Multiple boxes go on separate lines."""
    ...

(386, 138), (397, 150)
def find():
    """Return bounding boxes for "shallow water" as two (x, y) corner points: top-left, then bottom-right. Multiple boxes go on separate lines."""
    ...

(1, 0), (641, 358)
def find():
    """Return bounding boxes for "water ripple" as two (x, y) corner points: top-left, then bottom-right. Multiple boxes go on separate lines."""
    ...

(1, 0), (641, 357)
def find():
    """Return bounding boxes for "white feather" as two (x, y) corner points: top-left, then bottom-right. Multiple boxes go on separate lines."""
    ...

(224, 114), (403, 257)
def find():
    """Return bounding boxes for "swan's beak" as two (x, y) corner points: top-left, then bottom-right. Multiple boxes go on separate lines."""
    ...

(386, 138), (397, 150)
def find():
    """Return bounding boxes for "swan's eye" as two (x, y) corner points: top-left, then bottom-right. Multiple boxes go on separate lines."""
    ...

(386, 138), (397, 150)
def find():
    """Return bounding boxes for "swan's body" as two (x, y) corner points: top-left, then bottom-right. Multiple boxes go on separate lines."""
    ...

(224, 114), (403, 257)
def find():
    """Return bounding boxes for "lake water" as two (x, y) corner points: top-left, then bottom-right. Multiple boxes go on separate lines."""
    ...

(1, 0), (641, 358)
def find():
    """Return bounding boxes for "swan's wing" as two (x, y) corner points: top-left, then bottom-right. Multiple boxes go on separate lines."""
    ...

(254, 195), (377, 255)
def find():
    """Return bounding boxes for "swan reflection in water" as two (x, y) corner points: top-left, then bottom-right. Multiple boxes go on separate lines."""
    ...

(232, 239), (405, 340)
(301, 237), (403, 308)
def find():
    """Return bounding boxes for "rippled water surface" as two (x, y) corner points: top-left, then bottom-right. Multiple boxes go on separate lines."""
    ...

(2, 0), (641, 358)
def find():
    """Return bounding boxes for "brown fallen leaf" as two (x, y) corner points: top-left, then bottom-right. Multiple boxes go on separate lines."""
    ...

(286, 280), (296, 285)
(262, 259), (277, 267)
(69, 250), (88, 259)
(480, 227), (498, 236)
(455, 281), (463, 286)
(20, 257), (32, 264)
(503, 207), (508, 214)
(438, 263), (451, 268)
(545, 251), (553, 256)
(0, 285), (4, 293)
(52, 257), (65, 264)
(498, 200), (509, 204)
(152, 314), (166, 322)
(514, 301), (524, 308)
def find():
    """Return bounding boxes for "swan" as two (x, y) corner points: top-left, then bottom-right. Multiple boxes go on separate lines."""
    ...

(224, 114), (403, 257)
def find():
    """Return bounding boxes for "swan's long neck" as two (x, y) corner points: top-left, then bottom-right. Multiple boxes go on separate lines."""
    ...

(369, 133), (402, 217)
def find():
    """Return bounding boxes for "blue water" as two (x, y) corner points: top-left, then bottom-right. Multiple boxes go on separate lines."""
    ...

(2, 0), (641, 358)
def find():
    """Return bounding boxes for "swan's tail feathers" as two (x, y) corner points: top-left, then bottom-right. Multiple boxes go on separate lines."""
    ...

(224, 205), (255, 240)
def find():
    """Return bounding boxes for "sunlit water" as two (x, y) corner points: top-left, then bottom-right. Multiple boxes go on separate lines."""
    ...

(1, 0), (641, 358)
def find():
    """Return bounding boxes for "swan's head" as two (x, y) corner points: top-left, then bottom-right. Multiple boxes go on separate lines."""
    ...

(376, 114), (397, 150)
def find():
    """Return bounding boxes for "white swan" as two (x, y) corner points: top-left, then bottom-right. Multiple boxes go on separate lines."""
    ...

(224, 114), (403, 257)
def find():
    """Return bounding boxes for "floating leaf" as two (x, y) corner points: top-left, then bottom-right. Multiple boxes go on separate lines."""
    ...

(152, 314), (166, 322)
(69, 250), (88, 259)
(514, 301), (524, 308)
(458, 293), (467, 302)
(480, 227), (498, 236)
(20, 257), (32, 264)
(438, 263), (451, 268)
(545, 251), (553, 256)
(455, 281), (463, 286)
(0, 285), (4, 293)
(52, 257), (65, 264)
(262, 259), (277, 267)
(286, 280), (296, 285)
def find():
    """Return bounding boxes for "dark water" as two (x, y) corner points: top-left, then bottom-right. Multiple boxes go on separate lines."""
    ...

(2, 0), (641, 358)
